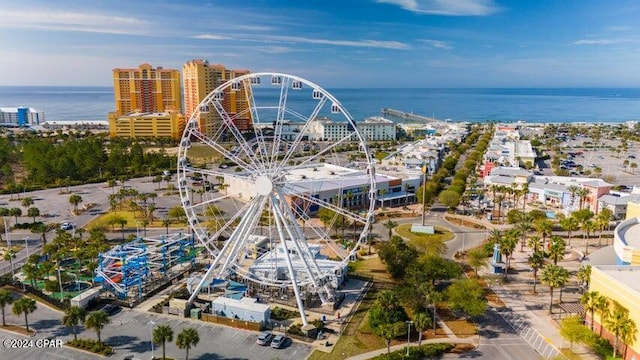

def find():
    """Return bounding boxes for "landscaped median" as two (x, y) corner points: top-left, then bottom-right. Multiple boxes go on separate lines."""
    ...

(394, 224), (454, 252)
(65, 339), (113, 356)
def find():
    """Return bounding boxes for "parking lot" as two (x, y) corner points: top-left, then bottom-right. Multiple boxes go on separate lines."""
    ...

(0, 303), (312, 360)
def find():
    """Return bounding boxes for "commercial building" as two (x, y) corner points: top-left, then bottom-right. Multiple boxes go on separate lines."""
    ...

(108, 112), (185, 140)
(112, 63), (181, 116)
(482, 125), (536, 169)
(308, 116), (397, 141)
(0, 107), (44, 127)
(182, 59), (251, 136)
(589, 265), (640, 359)
(223, 163), (422, 210)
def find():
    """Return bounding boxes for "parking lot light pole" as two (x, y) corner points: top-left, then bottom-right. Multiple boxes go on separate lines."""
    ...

(148, 320), (156, 359)
(406, 320), (413, 356)
(57, 265), (64, 301)
(23, 236), (29, 259)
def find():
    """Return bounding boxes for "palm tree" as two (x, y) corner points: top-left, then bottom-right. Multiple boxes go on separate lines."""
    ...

(527, 236), (542, 253)
(516, 213), (533, 251)
(69, 194), (83, 213)
(3, 250), (16, 277)
(22, 262), (40, 288)
(534, 219), (554, 248)
(580, 291), (600, 331)
(548, 236), (566, 265)
(0, 289), (14, 326)
(27, 207), (40, 223)
(540, 264), (569, 313)
(379, 188), (387, 210)
(567, 185), (580, 207)
(383, 220), (397, 240)
(153, 324), (174, 360)
(63, 306), (87, 341)
(85, 310), (110, 343)
(413, 312), (431, 347)
(605, 305), (637, 358)
(595, 294), (610, 336)
(12, 297), (37, 332)
(576, 264), (592, 290)
(176, 327), (200, 360)
(528, 251), (545, 293)
(488, 229), (503, 244)
(499, 229), (519, 279)
(596, 208), (612, 247)
(560, 216), (579, 248)
(583, 220), (598, 255)
(575, 187), (590, 210)
(376, 322), (402, 357)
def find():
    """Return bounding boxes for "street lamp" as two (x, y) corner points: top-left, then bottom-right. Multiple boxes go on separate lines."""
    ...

(148, 320), (156, 359)
(406, 320), (413, 356)
(23, 236), (29, 260)
(57, 266), (64, 301)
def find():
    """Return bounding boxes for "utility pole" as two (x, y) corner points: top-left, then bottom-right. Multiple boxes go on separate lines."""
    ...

(421, 165), (428, 226)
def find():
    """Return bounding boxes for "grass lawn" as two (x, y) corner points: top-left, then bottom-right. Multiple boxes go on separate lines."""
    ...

(395, 224), (454, 252)
(308, 257), (400, 360)
(85, 211), (186, 231)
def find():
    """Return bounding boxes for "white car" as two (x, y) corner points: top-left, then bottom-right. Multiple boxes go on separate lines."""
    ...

(60, 222), (75, 230)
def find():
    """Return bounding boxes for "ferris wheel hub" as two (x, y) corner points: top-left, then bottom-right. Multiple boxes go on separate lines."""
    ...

(255, 175), (274, 196)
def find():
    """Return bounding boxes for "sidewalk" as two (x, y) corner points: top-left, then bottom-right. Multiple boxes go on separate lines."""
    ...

(481, 246), (600, 360)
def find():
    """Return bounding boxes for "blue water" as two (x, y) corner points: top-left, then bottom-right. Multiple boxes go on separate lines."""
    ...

(1, 86), (640, 123)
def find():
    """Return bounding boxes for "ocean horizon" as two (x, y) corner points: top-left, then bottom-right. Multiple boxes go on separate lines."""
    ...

(1, 86), (640, 124)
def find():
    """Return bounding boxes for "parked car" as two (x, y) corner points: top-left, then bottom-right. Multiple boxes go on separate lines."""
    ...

(60, 222), (75, 230)
(256, 331), (274, 346)
(271, 335), (286, 349)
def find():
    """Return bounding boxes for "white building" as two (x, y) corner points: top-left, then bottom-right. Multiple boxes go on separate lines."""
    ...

(309, 116), (396, 141)
(249, 241), (347, 289)
(0, 107), (44, 126)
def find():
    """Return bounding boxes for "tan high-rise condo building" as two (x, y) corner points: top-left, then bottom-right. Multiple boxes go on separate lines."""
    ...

(182, 59), (251, 136)
(112, 63), (182, 116)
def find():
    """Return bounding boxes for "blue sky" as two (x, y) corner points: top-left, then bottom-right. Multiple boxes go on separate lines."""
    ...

(1, 0), (640, 87)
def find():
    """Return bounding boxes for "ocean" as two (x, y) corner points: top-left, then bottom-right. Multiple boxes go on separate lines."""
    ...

(1, 86), (640, 124)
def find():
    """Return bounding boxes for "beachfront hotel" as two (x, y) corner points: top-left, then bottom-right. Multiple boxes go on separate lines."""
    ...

(0, 107), (44, 127)
(182, 59), (251, 136)
(112, 63), (182, 116)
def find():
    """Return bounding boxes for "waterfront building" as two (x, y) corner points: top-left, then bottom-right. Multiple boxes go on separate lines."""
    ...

(108, 111), (185, 140)
(482, 124), (536, 169)
(182, 59), (251, 136)
(112, 64), (181, 116)
(588, 265), (640, 359)
(308, 116), (397, 141)
(0, 107), (44, 127)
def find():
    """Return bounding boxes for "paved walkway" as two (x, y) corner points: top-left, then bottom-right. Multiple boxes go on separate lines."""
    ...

(480, 244), (600, 360)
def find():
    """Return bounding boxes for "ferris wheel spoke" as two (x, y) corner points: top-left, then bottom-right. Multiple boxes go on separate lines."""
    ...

(284, 190), (366, 224)
(275, 97), (328, 173)
(212, 197), (266, 278)
(201, 199), (253, 248)
(268, 77), (288, 165)
(190, 128), (258, 175)
(210, 101), (267, 173)
(275, 189), (330, 283)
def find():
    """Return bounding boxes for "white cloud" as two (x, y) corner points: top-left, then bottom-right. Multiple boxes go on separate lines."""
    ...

(419, 39), (453, 50)
(573, 38), (638, 45)
(0, 9), (149, 35)
(266, 35), (411, 49)
(192, 34), (232, 40)
(377, 0), (500, 16)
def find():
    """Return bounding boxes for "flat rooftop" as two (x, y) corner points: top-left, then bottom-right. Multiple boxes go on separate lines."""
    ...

(594, 265), (640, 294)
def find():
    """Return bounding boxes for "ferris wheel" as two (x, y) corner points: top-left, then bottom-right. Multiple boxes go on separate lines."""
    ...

(177, 73), (376, 325)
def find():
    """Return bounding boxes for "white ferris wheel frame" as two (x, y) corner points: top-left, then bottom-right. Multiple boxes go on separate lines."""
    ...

(177, 72), (377, 325)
